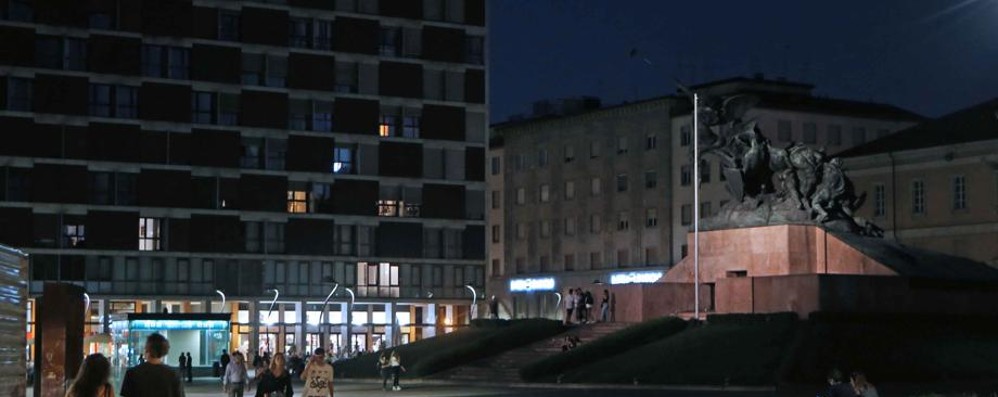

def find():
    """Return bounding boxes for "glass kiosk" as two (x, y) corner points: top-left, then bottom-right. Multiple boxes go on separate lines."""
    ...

(110, 313), (230, 378)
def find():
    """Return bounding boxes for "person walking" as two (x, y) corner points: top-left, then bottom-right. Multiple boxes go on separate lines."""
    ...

(255, 352), (293, 397)
(300, 348), (334, 397)
(219, 349), (230, 380)
(574, 289), (585, 324)
(222, 351), (248, 397)
(583, 290), (594, 323)
(388, 350), (406, 391)
(177, 351), (187, 381)
(563, 288), (575, 325)
(488, 295), (499, 320)
(377, 352), (391, 391)
(66, 353), (114, 397)
(184, 352), (193, 383)
(600, 289), (610, 323)
(119, 333), (185, 397)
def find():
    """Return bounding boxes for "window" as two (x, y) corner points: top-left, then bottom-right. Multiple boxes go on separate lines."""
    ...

(241, 138), (263, 169)
(512, 154), (525, 171)
(335, 225), (355, 255)
(218, 93), (239, 126)
(680, 124), (691, 146)
(591, 178), (601, 196)
(115, 173), (137, 205)
(701, 202), (712, 218)
(564, 217), (576, 235)
(7, 0), (32, 21)
(590, 252), (602, 269)
(89, 84), (112, 117)
(465, 35), (484, 65)
(63, 224), (85, 248)
(241, 54), (286, 87)
(515, 223), (526, 240)
(245, 221), (262, 252)
(537, 149), (549, 167)
(681, 204), (692, 225)
(617, 136), (628, 154)
(491, 225), (500, 243)
(356, 262), (400, 298)
(219, 11), (240, 41)
(379, 26), (401, 57)
(402, 27), (422, 57)
(167, 47), (189, 79)
(335, 61), (359, 93)
(539, 184), (550, 203)
(115, 86), (138, 118)
(289, 18), (311, 48)
(89, 84), (138, 119)
(142, 45), (163, 77)
(646, 208), (658, 228)
(313, 20), (332, 50)
(646, 134), (657, 150)
(645, 171), (657, 189)
(617, 212), (629, 231)
(680, 165), (692, 186)
(490, 157), (501, 175)
(803, 122), (817, 144)
(491, 190), (500, 209)
(402, 111), (420, 138)
(540, 220), (551, 238)
(491, 259), (501, 277)
(564, 180), (575, 200)
(681, 244), (689, 258)
(616, 174), (628, 192)
(6, 77), (32, 111)
(590, 214), (602, 233)
(777, 120), (792, 142)
(139, 218), (162, 251)
(828, 125), (843, 146)
(287, 190), (308, 213)
(265, 223), (285, 254)
(564, 254), (575, 271)
(873, 184), (886, 217)
(191, 91), (216, 124)
(515, 187), (525, 205)
(38, 37), (86, 71)
(700, 160), (711, 183)
(852, 127), (867, 145)
(953, 175), (967, 210)
(590, 140), (601, 158)
(90, 172), (112, 205)
(379, 109), (399, 137)
(564, 145), (575, 162)
(332, 144), (356, 174)
(912, 180), (925, 214)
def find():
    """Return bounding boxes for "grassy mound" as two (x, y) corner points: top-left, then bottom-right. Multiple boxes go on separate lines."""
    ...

(562, 313), (799, 386)
(519, 317), (689, 382)
(332, 319), (564, 378)
(784, 313), (998, 384)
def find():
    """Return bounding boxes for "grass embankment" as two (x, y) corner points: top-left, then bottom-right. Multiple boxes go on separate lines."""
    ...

(784, 313), (998, 384)
(562, 313), (799, 386)
(519, 317), (688, 382)
(332, 319), (565, 378)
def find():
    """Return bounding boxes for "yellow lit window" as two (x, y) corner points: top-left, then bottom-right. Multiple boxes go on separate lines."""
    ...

(379, 123), (391, 137)
(287, 190), (308, 213)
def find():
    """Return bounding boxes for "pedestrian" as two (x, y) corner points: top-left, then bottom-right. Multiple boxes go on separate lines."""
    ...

(66, 353), (114, 397)
(389, 350), (406, 391)
(300, 348), (334, 397)
(575, 289), (585, 323)
(600, 289), (610, 322)
(822, 368), (855, 397)
(187, 352), (194, 382)
(119, 333), (185, 397)
(584, 290), (594, 323)
(177, 351), (187, 379)
(563, 288), (575, 325)
(222, 351), (248, 397)
(489, 295), (499, 320)
(255, 352), (293, 397)
(220, 349), (230, 380)
(377, 352), (391, 391)
(851, 371), (878, 397)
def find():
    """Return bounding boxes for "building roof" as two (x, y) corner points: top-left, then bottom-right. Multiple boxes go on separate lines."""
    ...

(833, 231), (998, 282)
(670, 91), (925, 121)
(837, 98), (998, 157)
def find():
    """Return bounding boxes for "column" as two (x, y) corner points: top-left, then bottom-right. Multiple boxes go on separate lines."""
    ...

(248, 301), (259, 357)
(342, 302), (351, 355)
(445, 305), (454, 328)
(424, 303), (436, 338)
(295, 300), (305, 356)
(100, 299), (110, 334)
(365, 305), (374, 353)
(383, 302), (394, 349)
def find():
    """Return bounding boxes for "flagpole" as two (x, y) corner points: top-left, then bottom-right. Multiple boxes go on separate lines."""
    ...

(692, 93), (700, 320)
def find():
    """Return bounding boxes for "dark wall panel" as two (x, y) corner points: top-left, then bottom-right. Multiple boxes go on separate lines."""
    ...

(240, 90), (288, 129)
(463, 225), (485, 259)
(137, 169), (192, 207)
(87, 210), (138, 250)
(378, 142), (423, 178)
(141, 0), (192, 37)
(332, 179), (377, 216)
(139, 82), (192, 122)
(286, 218), (336, 255)
(192, 6), (218, 39)
(88, 35), (141, 75)
(169, 132), (191, 165)
(465, 146), (485, 182)
(192, 44), (240, 84)
(118, 0), (142, 32)
(465, 0), (486, 26)
(35, 0), (86, 26)
(333, 98), (379, 135)
(421, 105), (465, 141)
(288, 53), (336, 91)
(241, 7), (288, 46)
(189, 214), (241, 253)
(289, 0), (335, 10)
(465, 68), (485, 104)
(168, 218), (190, 251)
(0, 208), (32, 247)
(286, 135), (334, 173)
(88, 122), (141, 162)
(140, 131), (169, 164)
(0, 26), (34, 66)
(379, 61), (422, 98)
(379, 0), (422, 18)
(33, 74), (87, 115)
(0, 117), (60, 158)
(334, 17), (378, 55)
(30, 163), (87, 204)
(422, 26), (463, 63)
(238, 174), (287, 212)
(422, 184), (465, 219)
(190, 129), (240, 168)
(377, 222), (423, 257)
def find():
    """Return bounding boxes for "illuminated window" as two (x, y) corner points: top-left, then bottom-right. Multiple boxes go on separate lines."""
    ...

(64, 224), (85, 248)
(287, 190), (308, 213)
(139, 218), (162, 251)
(332, 144), (356, 174)
(377, 200), (400, 217)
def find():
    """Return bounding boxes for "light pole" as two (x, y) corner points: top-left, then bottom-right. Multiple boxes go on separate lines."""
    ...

(214, 289), (226, 313)
(265, 288), (279, 325)
(692, 92), (701, 320)
(464, 285), (478, 320)
(344, 287), (355, 353)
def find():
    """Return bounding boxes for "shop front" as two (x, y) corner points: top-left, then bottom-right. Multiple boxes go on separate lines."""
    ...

(109, 313), (230, 376)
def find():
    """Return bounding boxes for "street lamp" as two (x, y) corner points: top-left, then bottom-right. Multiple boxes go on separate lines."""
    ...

(264, 288), (279, 325)
(214, 289), (226, 313)
(692, 92), (702, 320)
(343, 287), (355, 353)
(464, 285), (478, 320)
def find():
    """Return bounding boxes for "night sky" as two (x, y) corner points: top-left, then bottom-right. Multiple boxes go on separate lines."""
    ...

(489, 0), (998, 123)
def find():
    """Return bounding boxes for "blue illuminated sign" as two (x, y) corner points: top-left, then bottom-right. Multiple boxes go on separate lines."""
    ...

(509, 277), (556, 292)
(609, 271), (663, 285)
(130, 320), (229, 331)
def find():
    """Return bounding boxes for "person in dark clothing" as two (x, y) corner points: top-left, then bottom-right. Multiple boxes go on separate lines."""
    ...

(489, 296), (499, 320)
(823, 368), (856, 397)
(119, 333), (185, 397)
(177, 352), (187, 378)
(254, 352), (293, 397)
(185, 352), (193, 382)
(219, 349), (230, 380)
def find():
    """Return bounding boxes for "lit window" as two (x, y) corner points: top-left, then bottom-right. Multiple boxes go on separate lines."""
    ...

(64, 224), (85, 248)
(139, 218), (162, 251)
(377, 200), (400, 217)
(332, 145), (356, 174)
(379, 113), (398, 137)
(287, 190), (308, 213)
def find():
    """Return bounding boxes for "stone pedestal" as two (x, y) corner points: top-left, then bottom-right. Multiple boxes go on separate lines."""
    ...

(34, 283), (85, 397)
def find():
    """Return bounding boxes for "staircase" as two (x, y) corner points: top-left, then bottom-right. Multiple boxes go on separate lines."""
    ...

(437, 322), (632, 383)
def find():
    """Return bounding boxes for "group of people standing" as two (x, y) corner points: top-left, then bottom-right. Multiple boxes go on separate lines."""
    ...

(823, 369), (879, 397)
(63, 333), (336, 397)
(175, 351), (194, 383)
(563, 288), (610, 325)
(376, 350), (406, 391)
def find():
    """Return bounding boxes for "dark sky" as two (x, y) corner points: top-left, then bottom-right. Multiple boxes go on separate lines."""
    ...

(488, 0), (998, 123)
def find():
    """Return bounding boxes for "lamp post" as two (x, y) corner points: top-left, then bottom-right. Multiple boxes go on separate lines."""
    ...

(692, 92), (701, 320)
(464, 285), (478, 320)
(343, 287), (355, 353)
(265, 288), (279, 325)
(214, 289), (226, 313)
